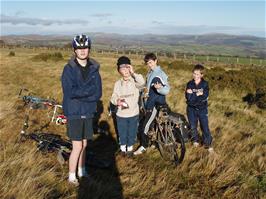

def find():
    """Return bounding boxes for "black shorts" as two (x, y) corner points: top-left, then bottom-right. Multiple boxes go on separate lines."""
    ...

(67, 118), (93, 141)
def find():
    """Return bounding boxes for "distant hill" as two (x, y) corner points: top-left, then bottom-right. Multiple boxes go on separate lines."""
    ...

(1, 33), (265, 58)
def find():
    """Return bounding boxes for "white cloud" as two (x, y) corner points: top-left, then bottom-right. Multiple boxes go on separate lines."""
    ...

(0, 14), (89, 26)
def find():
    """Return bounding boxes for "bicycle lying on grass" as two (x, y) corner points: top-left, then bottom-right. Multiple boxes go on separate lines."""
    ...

(18, 88), (67, 134)
(20, 131), (72, 164)
(19, 130), (111, 168)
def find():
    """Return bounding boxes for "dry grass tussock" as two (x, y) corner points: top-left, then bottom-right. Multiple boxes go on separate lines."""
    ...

(0, 48), (265, 199)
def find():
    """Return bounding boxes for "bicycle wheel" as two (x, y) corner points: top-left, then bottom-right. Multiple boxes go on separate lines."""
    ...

(173, 128), (186, 164)
(156, 123), (186, 165)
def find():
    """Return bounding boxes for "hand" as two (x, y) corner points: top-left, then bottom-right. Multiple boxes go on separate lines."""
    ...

(186, 89), (193, 94)
(196, 91), (203, 96)
(154, 82), (162, 89)
(117, 99), (122, 106)
(128, 65), (134, 74)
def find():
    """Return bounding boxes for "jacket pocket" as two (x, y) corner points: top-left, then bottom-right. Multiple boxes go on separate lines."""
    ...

(67, 99), (80, 115)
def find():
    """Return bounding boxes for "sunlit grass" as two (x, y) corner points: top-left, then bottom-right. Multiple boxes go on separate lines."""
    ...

(0, 48), (265, 199)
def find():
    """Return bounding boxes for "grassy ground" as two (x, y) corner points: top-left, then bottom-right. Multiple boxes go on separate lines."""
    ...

(0, 48), (265, 199)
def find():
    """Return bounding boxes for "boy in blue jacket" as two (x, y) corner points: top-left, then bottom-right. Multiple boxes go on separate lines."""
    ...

(134, 53), (170, 155)
(61, 34), (102, 185)
(185, 64), (213, 152)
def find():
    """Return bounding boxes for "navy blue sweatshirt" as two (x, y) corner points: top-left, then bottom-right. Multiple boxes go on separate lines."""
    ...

(61, 58), (102, 119)
(185, 79), (209, 110)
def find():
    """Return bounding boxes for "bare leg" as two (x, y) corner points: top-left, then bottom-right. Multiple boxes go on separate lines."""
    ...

(78, 139), (87, 168)
(69, 140), (83, 173)
(77, 139), (88, 177)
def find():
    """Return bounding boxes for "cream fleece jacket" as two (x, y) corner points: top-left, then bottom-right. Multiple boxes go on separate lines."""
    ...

(110, 73), (145, 117)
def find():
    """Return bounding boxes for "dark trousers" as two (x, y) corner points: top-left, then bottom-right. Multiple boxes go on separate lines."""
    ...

(140, 107), (157, 148)
(187, 106), (212, 146)
(116, 115), (139, 146)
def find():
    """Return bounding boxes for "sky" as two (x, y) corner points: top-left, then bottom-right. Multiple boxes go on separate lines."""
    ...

(0, 1), (265, 37)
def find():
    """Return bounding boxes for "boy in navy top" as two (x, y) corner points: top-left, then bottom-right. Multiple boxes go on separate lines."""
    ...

(61, 34), (102, 185)
(185, 64), (213, 152)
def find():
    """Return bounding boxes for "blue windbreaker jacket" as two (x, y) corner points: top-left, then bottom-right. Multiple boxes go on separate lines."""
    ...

(61, 58), (102, 119)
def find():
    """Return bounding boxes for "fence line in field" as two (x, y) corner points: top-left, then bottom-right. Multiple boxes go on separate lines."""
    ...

(1, 45), (265, 66)
(89, 48), (266, 66)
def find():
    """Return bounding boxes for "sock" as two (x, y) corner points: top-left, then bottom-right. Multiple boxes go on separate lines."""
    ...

(78, 167), (87, 177)
(120, 145), (126, 152)
(127, 145), (133, 152)
(69, 172), (77, 181)
(140, 146), (146, 151)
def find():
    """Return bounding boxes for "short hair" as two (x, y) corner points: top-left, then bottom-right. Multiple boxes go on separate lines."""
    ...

(144, 53), (157, 63)
(193, 64), (205, 73)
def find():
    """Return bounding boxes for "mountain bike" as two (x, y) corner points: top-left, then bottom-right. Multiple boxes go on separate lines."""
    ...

(146, 105), (188, 165)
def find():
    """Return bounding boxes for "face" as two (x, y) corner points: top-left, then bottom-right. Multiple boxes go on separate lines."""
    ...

(145, 59), (157, 70)
(193, 70), (203, 82)
(75, 48), (89, 60)
(119, 65), (131, 79)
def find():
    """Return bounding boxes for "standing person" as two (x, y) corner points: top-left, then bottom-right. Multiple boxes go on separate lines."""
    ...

(185, 64), (213, 152)
(134, 53), (170, 155)
(111, 56), (145, 156)
(61, 34), (102, 185)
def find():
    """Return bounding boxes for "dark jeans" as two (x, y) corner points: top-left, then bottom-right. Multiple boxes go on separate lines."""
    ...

(116, 115), (139, 146)
(187, 107), (212, 146)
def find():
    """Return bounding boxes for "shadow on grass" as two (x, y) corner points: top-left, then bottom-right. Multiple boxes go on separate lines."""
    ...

(77, 120), (123, 199)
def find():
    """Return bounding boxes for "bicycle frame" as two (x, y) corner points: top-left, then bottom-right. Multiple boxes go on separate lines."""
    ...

(50, 104), (67, 125)
(147, 106), (187, 165)
(18, 88), (56, 109)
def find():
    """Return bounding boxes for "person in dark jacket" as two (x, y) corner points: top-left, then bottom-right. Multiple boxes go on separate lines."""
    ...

(185, 64), (213, 152)
(134, 53), (170, 155)
(61, 34), (102, 185)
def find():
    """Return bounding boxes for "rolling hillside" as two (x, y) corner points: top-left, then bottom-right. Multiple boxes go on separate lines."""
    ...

(1, 33), (265, 58)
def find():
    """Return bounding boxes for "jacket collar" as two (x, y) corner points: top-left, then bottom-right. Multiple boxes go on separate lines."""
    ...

(68, 57), (100, 72)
